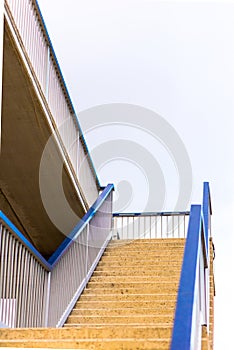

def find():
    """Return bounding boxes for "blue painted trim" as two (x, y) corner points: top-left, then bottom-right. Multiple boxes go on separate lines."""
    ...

(0, 211), (51, 271)
(48, 184), (114, 267)
(113, 211), (190, 217)
(0, 184), (114, 271)
(202, 182), (210, 255)
(34, 0), (101, 189)
(170, 205), (202, 350)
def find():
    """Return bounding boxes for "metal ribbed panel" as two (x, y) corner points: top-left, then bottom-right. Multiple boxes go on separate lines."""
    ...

(48, 191), (113, 327)
(0, 223), (49, 328)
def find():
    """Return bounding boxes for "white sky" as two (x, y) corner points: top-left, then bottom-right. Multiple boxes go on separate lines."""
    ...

(38, 1), (234, 348)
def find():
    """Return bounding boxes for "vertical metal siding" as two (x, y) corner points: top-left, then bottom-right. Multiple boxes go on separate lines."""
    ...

(0, 223), (49, 328)
(48, 191), (113, 326)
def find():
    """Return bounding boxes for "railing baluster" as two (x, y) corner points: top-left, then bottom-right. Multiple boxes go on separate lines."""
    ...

(112, 212), (190, 240)
(2, 230), (9, 325)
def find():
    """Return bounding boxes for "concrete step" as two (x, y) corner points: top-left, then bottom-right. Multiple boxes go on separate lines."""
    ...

(70, 307), (175, 316)
(0, 326), (172, 340)
(65, 314), (174, 325)
(107, 246), (184, 252)
(89, 275), (180, 283)
(86, 281), (179, 289)
(93, 269), (181, 276)
(0, 338), (171, 349)
(106, 245), (185, 252)
(97, 260), (182, 267)
(103, 248), (184, 255)
(101, 255), (184, 262)
(94, 265), (181, 273)
(100, 256), (183, 263)
(74, 300), (177, 309)
(108, 238), (185, 245)
(84, 287), (178, 296)
(79, 293), (177, 302)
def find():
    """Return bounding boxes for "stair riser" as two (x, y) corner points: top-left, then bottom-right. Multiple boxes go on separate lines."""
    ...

(0, 326), (172, 340)
(0, 340), (171, 350)
(101, 256), (184, 262)
(109, 238), (185, 244)
(87, 282), (179, 289)
(93, 270), (181, 276)
(94, 267), (181, 273)
(89, 276), (180, 283)
(104, 249), (184, 255)
(107, 244), (185, 250)
(79, 294), (177, 301)
(66, 315), (174, 324)
(84, 287), (178, 295)
(70, 307), (176, 316)
(98, 261), (182, 267)
(74, 300), (176, 309)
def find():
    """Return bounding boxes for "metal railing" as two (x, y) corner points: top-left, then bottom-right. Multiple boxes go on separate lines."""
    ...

(170, 182), (212, 350)
(0, 184), (114, 328)
(4, 0), (100, 208)
(113, 211), (190, 240)
(0, 212), (50, 328)
(47, 184), (114, 327)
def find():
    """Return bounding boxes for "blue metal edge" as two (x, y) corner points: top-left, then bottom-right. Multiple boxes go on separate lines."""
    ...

(48, 184), (114, 267)
(0, 184), (114, 271)
(34, 0), (101, 189)
(113, 211), (190, 217)
(170, 204), (202, 350)
(0, 211), (51, 271)
(202, 182), (211, 255)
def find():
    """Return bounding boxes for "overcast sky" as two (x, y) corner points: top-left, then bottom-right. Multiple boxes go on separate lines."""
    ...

(38, 1), (234, 348)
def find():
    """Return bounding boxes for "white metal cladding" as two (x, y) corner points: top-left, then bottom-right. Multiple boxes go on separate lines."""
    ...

(47, 191), (113, 327)
(113, 212), (190, 240)
(79, 144), (100, 206)
(5, 0), (99, 208)
(7, 0), (48, 94)
(0, 223), (49, 328)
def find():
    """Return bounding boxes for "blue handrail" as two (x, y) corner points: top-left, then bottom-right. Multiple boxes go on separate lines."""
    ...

(0, 184), (114, 271)
(170, 205), (202, 349)
(0, 211), (51, 271)
(170, 182), (211, 349)
(48, 183), (114, 267)
(113, 211), (190, 217)
(203, 182), (212, 255)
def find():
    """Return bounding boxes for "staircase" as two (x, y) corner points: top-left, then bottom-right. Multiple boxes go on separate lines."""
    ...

(0, 238), (185, 349)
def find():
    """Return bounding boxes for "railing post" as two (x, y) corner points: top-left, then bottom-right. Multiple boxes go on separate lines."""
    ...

(45, 46), (50, 100)
(44, 271), (51, 327)
(85, 223), (90, 286)
(202, 182), (211, 255)
(202, 182), (212, 332)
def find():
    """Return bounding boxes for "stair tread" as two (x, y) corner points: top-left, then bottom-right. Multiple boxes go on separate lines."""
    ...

(0, 339), (171, 350)
(64, 238), (181, 346)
